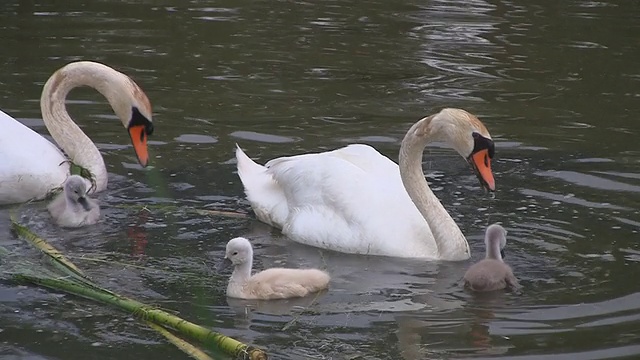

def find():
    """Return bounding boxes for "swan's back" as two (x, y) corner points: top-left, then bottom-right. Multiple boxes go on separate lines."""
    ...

(243, 268), (330, 300)
(463, 259), (517, 292)
(0, 110), (68, 204)
(236, 144), (438, 258)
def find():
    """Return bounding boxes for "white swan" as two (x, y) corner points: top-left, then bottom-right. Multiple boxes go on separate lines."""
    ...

(235, 108), (495, 260)
(48, 175), (100, 228)
(463, 224), (518, 292)
(0, 61), (154, 205)
(219, 237), (331, 300)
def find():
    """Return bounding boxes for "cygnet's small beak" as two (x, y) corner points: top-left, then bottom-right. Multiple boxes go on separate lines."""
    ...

(216, 257), (233, 272)
(468, 149), (495, 192)
(500, 249), (506, 259)
(78, 197), (92, 211)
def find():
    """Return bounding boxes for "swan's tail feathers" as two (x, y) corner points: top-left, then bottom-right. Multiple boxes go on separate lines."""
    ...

(235, 143), (267, 181)
(235, 144), (287, 228)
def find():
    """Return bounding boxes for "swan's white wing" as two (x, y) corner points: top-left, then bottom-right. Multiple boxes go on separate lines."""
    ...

(0, 110), (69, 204)
(242, 144), (438, 258)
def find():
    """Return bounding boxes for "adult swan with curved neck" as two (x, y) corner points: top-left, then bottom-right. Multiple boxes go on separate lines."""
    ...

(0, 61), (154, 205)
(235, 108), (495, 260)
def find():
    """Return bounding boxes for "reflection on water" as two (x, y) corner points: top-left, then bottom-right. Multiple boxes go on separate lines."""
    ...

(1, 0), (640, 359)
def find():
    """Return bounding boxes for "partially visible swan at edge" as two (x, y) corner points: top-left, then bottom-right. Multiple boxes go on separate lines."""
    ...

(0, 61), (154, 205)
(48, 175), (100, 228)
(235, 108), (496, 260)
(218, 237), (331, 300)
(463, 224), (518, 292)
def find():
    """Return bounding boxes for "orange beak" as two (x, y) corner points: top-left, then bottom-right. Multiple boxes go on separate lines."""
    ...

(469, 149), (495, 192)
(128, 125), (149, 167)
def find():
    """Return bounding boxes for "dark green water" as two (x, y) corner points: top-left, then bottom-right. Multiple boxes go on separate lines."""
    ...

(1, 0), (639, 359)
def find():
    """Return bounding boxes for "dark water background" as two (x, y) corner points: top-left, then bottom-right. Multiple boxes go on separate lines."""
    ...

(1, 0), (639, 359)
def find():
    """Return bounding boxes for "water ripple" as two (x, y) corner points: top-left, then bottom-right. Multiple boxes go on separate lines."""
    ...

(536, 171), (640, 193)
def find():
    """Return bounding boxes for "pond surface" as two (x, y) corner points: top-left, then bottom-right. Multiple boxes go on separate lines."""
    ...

(1, 0), (639, 359)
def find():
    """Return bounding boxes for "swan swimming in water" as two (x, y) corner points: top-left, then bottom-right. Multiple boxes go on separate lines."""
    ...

(463, 224), (518, 292)
(47, 175), (100, 228)
(219, 237), (330, 300)
(0, 61), (154, 205)
(235, 108), (495, 260)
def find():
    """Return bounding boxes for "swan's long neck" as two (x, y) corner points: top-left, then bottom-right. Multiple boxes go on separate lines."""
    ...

(230, 261), (253, 286)
(399, 115), (470, 260)
(40, 64), (126, 193)
(486, 239), (503, 260)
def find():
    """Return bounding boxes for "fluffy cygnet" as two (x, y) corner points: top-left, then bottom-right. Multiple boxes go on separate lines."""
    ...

(219, 237), (330, 300)
(47, 175), (100, 228)
(463, 224), (518, 292)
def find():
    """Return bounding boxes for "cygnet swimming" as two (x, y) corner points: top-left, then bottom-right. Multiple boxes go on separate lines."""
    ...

(47, 175), (100, 228)
(219, 237), (330, 300)
(463, 224), (518, 292)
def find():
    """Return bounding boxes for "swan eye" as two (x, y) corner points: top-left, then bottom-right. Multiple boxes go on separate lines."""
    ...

(232, 251), (238, 256)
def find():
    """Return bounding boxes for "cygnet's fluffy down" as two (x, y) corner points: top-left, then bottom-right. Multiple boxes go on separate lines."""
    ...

(219, 237), (330, 300)
(47, 175), (100, 228)
(463, 224), (518, 292)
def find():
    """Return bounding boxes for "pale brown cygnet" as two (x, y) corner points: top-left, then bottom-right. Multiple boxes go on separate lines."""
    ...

(219, 237), (330, 300)
(47, 175), (100, 228)
(463, 224), (518, 292)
